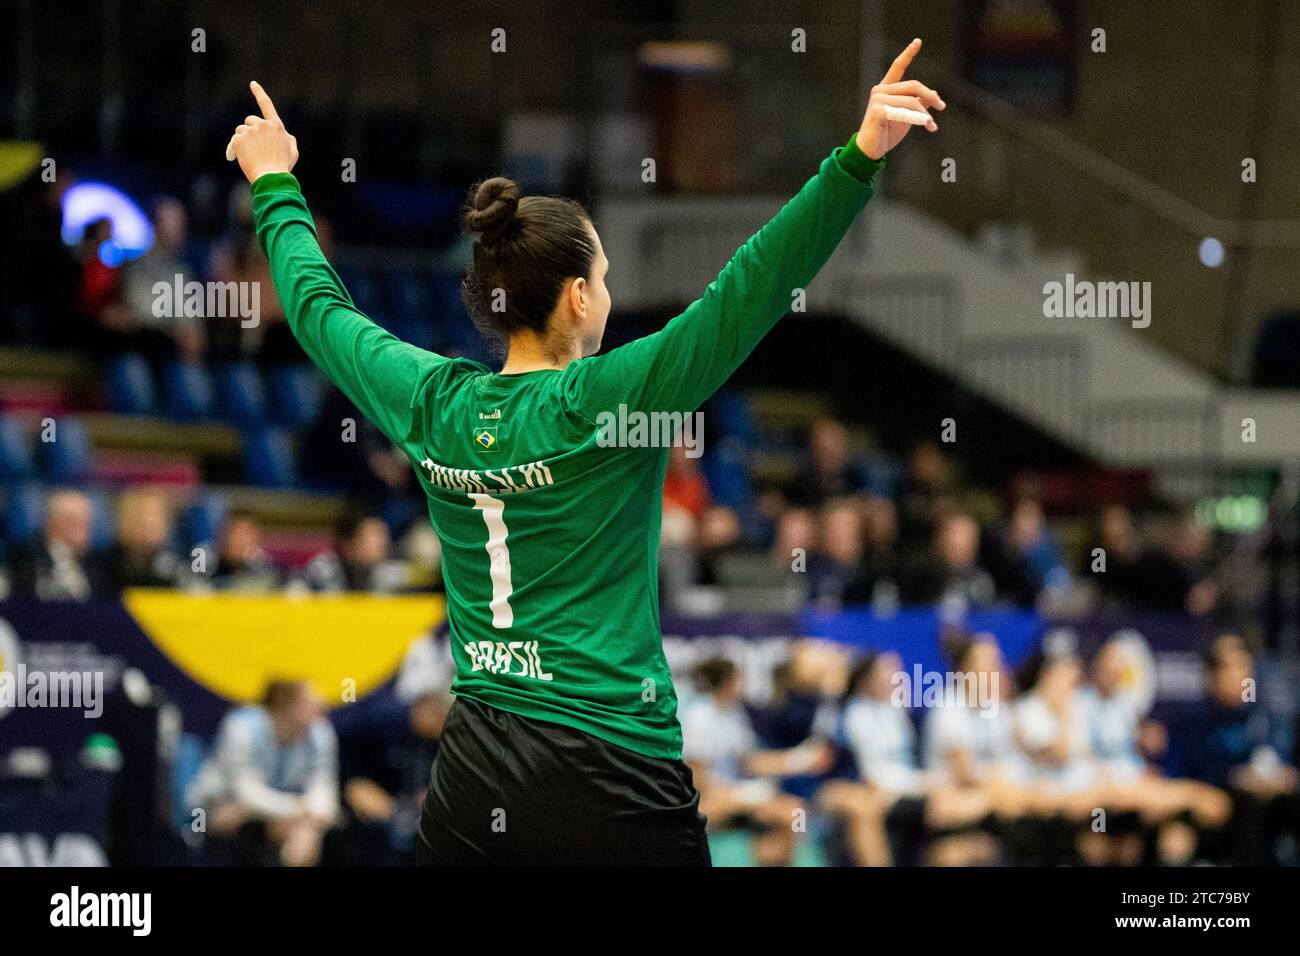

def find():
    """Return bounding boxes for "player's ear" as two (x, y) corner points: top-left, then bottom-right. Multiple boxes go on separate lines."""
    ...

(569, 275), (588, 319)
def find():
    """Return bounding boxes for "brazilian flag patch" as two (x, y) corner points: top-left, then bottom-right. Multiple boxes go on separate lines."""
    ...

(473, 426), (498, 451)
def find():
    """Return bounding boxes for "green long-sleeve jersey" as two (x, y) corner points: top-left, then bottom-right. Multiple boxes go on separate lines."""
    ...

(251, 133), (883, 758)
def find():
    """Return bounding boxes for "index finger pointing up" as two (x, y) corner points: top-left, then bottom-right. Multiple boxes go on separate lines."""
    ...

(250, 80), (279, 122)
(881, 38), (922, 85)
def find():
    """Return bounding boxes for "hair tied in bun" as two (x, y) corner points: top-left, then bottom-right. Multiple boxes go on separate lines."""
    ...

(465, 177), (520, 244)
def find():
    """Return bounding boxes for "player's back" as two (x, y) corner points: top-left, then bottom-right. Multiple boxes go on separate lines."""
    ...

(411, 357), (681, 758)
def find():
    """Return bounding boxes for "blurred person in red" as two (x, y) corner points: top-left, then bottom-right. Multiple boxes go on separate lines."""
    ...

(76, 217), (134, 349)
(661, 444), (740, 592)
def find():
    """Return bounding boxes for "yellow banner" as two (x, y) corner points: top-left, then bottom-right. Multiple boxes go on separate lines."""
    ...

(122, 589), (445, 706)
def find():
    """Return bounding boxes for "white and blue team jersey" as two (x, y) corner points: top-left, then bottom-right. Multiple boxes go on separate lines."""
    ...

(922, 694), (1026, 783)
(841, 697), (926, 794)
(1077, 686), (1146, 784)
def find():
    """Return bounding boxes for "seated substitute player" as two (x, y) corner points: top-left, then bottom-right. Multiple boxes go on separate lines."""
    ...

(187, 680), (339, 867)
(225, 39), (943, 865)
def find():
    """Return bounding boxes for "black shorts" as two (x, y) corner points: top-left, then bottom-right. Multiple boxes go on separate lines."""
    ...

(417, 695), (711, 866)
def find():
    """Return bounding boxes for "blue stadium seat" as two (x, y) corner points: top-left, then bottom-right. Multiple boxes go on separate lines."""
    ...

(242, 426), (300, 487)
(3, 482), (45, 544)
(178, 492), (229, 552)
(703, 435), (753, 511)
(0, 415), (34, 480)
(214, 361), (268, 425)
(163, 361), (215, 420)
(710, 390), (758, 445)
(39, 416), (94, 483)
(268, 365), (325, 429)
(106, 353), (159, 415)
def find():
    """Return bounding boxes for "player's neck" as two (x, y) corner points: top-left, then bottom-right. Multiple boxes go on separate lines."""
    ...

(500, 328), (579, 374)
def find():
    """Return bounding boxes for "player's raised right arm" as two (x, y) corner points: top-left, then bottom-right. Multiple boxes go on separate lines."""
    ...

(230, 82), (444, 447)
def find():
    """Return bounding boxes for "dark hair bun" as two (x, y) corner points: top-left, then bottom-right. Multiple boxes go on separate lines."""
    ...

(464, 177), (520, 244)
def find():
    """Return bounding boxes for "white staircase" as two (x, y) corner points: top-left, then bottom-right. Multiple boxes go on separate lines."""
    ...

(597, 191), (1300, 497)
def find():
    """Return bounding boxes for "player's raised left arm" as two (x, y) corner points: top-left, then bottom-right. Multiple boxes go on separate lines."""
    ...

(567, 40), (941, 418)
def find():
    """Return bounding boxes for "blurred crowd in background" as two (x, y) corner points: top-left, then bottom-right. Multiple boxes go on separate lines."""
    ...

(177, 627), (1298, 868)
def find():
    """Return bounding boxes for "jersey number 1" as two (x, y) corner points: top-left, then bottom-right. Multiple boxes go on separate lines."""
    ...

(470, 493), (514, 628)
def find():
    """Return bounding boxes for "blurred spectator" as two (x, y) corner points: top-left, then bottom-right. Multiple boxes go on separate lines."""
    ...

(664, 443), (711, 522)
(7, 173), (80, 348)
(661, 444), (741, 593)
(121, 196), (206, 362)
(1013, 648), (1094, 796)
(8, 488), (109, 601)
(203, 510), (281, 592)
(398, 523), (445, 594)
(770, 506), (817, 575)
(904, 512), (997, 609)
(303, 510), (406, 593)
(208, 189), (330, 366)
(301, 389), (419, 511)
(329, 688), (450, 866)
(1084, 503), (1146, 608)
(207, 188), (288, 363)
(860, 495), (903, 607)
(921, 635), (1022, 864)
(1077, 636), (1232, 865)
(895, 440), (953, 552)
(786, 418), (870, 507)
(1177, 634), (1298, 865)
(750, 640), (852, 800)
(76, 217), (134, 348)
(1136, 509), (1219, 615)
(806, 498), (874, 608)
(107, 487), (181, 590)
(187, 679), (339, 866)
(988, 496), (1069, 606)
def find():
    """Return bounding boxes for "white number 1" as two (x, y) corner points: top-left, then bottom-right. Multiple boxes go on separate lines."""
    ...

(470, 493), (514, 628)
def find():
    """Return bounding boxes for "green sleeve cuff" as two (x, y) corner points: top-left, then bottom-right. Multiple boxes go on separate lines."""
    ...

(836, 132), (886, 184)
(250, 171), (302, 196)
